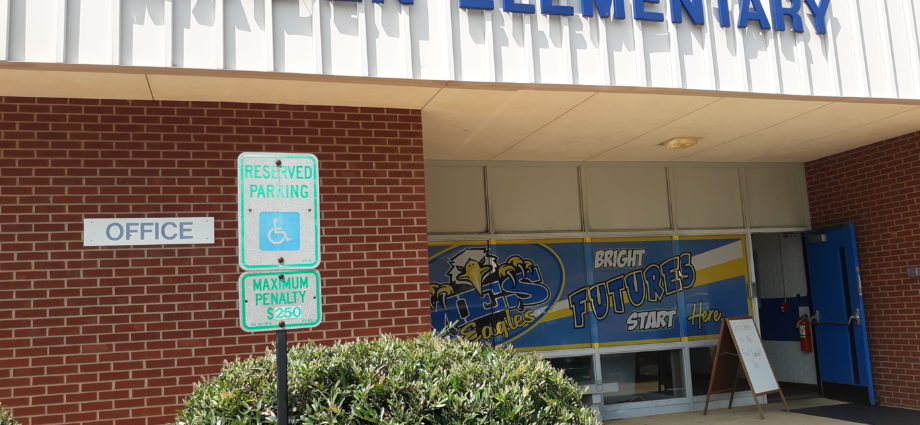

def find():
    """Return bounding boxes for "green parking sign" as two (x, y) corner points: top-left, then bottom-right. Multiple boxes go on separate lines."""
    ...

(239, 270), (322, 332)
(238, 152), (320, 270)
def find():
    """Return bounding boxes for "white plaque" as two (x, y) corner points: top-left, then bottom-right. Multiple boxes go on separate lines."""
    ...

(83, 217), (214, 246)
(238, 152), (320, 270)
(239, 270), (321, 332)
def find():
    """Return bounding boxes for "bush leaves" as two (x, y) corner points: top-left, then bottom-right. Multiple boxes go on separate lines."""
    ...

(173, 332), (598, 425)
(0, 404), (19, 425)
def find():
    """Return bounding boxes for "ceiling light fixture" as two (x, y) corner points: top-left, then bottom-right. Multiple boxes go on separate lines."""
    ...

(659, 137), (701, 149)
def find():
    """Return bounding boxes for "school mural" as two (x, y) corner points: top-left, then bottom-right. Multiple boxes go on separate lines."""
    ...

(428, 236), (752, 351)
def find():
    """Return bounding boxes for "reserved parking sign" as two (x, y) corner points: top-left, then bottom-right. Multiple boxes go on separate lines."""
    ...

(238, 153), (320, 270)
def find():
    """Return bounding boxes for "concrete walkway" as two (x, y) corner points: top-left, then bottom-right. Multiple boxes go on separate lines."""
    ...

(607, 398), (854, 424)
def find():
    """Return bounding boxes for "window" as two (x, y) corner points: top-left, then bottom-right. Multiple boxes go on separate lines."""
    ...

(546, 355), (594, 385)
(600, 350), (685, 404)
(689, 346), (749, 396)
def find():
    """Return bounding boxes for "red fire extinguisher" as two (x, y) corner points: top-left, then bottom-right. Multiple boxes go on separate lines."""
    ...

(797, 316), (813, 352)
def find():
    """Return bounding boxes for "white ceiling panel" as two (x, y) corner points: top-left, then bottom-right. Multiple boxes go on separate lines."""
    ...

(758, 106), (920, 162)
(596, 98), (829, 162)
(423, 89), (592, 160)
(497, 93), (720, 161)
(679, 102), (918, 162)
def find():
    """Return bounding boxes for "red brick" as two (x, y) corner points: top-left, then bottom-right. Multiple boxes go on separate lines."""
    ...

(806, 132), (920, 409)
(0, 96), (430, 425)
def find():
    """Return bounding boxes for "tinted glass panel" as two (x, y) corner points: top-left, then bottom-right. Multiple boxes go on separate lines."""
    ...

(547, 355), (595, 386)
(600, 350), (685, 404)
(689, 346), (749, 396)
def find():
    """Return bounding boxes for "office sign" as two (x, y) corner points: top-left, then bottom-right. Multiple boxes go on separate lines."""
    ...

(238, 152), (320, 270)
(239, 270), (322, 332)
(83, 217), (214, 246)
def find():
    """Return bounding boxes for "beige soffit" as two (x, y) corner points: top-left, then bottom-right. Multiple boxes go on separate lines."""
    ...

(2, 63), (920, 163)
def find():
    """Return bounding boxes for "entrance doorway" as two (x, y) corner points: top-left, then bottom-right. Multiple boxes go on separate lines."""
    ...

(753, 226), (876, 406)
(752, 232), (819, 399)
(803, 224), (876, 405)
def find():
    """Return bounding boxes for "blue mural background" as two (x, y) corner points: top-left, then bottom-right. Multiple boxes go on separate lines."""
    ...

(429, 236), (752, 350)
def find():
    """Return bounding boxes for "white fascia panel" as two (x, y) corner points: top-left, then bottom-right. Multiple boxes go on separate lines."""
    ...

(3, 0), (920, 101)
(9, 0), (62, 63)
(173, 0), (221, 70)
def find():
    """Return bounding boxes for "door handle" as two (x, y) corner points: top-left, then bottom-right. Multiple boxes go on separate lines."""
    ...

(811, 308), (861, 327)
(848, 308), (861, 326)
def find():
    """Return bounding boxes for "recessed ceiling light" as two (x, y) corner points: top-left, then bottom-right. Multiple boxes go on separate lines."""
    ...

(659, 137), (701, 149)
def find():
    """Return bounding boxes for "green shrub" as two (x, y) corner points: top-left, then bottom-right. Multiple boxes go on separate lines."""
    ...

(0, 404), (19, 425)
(173, 332), (599, 425)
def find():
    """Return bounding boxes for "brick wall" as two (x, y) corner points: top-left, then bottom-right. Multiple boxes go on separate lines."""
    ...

(805, 132), (920, 409)
(0, 97), (431, 424)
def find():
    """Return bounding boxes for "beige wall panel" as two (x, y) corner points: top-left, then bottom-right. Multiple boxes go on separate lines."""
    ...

(583, 166), (671, 230)
(489, 165), (582, 233)
(743, 166), (810, 228)
(425, 165), (487, 234)
(670, 167), (744, 229)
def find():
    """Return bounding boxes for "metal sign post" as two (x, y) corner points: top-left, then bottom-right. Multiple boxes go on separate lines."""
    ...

(237, 152), (323, 424)
(277, 328), (288, 425)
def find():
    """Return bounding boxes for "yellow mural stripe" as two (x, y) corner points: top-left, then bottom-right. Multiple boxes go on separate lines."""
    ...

(510, 336), (687, 352)
(512, 342), (594, 352)
(589, 236), (673, 243)
(686, 334), (720, 341)
(538, 307), (574, 323)
(693, 257), (748, 287)
(677, 234), (746, 241)
(490, 238), (584, 245)
(597, 337), (682, 347)
(512, 334), (719, 350)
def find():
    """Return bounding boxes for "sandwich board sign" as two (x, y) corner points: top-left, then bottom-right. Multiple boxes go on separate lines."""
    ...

(237, 152), (320, 270)
(239, 270), (321, 332)
(704, 317), (789, 419)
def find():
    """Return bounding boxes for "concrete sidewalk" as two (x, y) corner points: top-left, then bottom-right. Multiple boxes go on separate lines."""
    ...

(607, 398), (854, 424)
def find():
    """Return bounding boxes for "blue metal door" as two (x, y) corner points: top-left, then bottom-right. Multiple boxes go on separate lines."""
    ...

(804, 224), (875, 405)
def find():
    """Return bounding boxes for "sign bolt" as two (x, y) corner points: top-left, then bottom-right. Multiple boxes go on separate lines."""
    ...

(278, 257), (285, 264)
(278, 274), (285, 280)
(276, 160), (282, 167)
(279, 321), (286, 328)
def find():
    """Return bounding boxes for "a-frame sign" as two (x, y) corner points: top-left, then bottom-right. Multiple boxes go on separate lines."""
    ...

(704, 317), (789, 419)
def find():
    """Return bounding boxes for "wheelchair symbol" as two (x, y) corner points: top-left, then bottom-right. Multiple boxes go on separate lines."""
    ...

(266, 218), (292, 245)
(259, 212), (300, 251)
